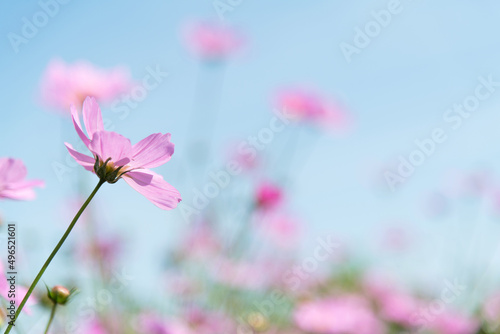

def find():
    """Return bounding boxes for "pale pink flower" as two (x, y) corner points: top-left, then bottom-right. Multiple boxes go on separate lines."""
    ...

(380, 226), (414, 251)
(183, 21), (243, 61)
(212, 259), (273, 290)
(443, 170), (493, 199)
(39, 59), (132, 112)
(483, 291), (500, 325)
(181, 222), (221, 260)
(65, 97), (181, 210)
(77, 234), (122, 267)
(376, 289), (421, 327)
(0, 262), (37, 315)
(226, 144), (259, 172)
(362, 273), (421, 328)
(255, 181), (283, 210)
(429, 310), (480, 334)
(77, 320), (107, 334)
(255, 212), (300, 249)
(0, 158), (44, 200)
(274, 89), (351, 132)
(136, 313), (193, 334)
(294, 295), (384, 334)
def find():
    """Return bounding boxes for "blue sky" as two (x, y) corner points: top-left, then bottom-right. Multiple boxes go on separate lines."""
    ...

(1, 0), (500, 307)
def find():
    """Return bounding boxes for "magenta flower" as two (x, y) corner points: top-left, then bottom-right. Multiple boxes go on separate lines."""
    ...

(183, 21), (243, 62)
(65, 97), (181, 210)
(274, 89), (352, 132)
(39, 59), (132, 112)
(0, 158), (44, 200)
(255, 181), (283, 210)
(294, 295), (385, 334)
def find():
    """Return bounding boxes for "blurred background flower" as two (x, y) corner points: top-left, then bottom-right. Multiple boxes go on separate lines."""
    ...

(2, 1), (500, 333)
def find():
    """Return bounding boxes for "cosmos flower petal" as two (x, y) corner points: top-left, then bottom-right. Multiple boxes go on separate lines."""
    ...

(64, 143), (95, 171)
(82, 97), (104, 139)
(0, 158), (27, 183)
(0, 188), (37, 201)
(71, 104), (91, 148)
(89, 131), (132, 166)
(123, 170), (181, 210)
(0, 158), (44, 201)
(131, 133), (174, 169)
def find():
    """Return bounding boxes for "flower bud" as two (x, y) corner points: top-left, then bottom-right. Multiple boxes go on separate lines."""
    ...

(48, 285), (71, 305)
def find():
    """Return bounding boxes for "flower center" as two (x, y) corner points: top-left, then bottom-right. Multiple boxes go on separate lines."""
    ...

(93, 156), (130, 184)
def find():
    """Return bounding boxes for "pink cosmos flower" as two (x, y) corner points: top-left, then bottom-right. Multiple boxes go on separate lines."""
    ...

(181, 222), (221, 260)
(183, 21), (243, 61)
(39, 59), (132, 112)
(483, 291), (500, 325)
(0, 262), (37, 315)
(375, 289), (421, 327)
(212, 259), (274, 290)
(255, 181), (283, 210)
(274, 89), (351, 132)
(65, 97), (181, 210)
(428, 310), (480, 334)
(136, 313), (193, 334)
(254, 212), (300, 249)
(0, 158), (44, 200)
(77, 320), (107, 334)
(294, 295), (385, 334)
(380, 226), (414, 251)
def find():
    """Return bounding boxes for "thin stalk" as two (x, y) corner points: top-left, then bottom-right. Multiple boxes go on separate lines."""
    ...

(43, 304), (57, 334)
(4, 179), (105, 333)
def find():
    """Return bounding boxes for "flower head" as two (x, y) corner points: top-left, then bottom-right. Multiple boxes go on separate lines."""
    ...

(183, 21), (244, 62)
(294, 295), (385, 334)
(65, 97), (181, 210)
(274, 89), (351, 132)
(39, 59), (132, 112)
(255, 181), (283, 210)
(47, 285), (74, 305)
(0, 158), (44, 201)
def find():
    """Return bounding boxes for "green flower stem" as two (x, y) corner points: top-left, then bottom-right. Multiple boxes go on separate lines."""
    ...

(4, 179), (105, 334)
(43, 304), (57, 334)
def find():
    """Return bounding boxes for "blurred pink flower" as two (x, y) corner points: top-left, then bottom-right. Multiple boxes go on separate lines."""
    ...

(274, 89), (351, 132)
(294, 295), (384, 334)
(226, 144), (260, 172)
(39, 59), (132, 112)
(77, 234), (122, 267)
(78, 320), (107, 334)
(376, 290), (421, 327)
(181, 222), (221, 260)
(443, 169), (493, 199)
(428, 310), (480, 334)
(255, 181), (283, 210)
(183, 21), (243, 61)
(255, 212), (300, 249)
(363, 273), (422, 327)
(136, 313), (193, 334)
(212, 259), (273, 290)
(483, 291), (500, 324)
(0, 158), (44, 201)
(0, 262), (37, 315)
(65, 97), (181, 210)
(380, 226), (414, 251)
